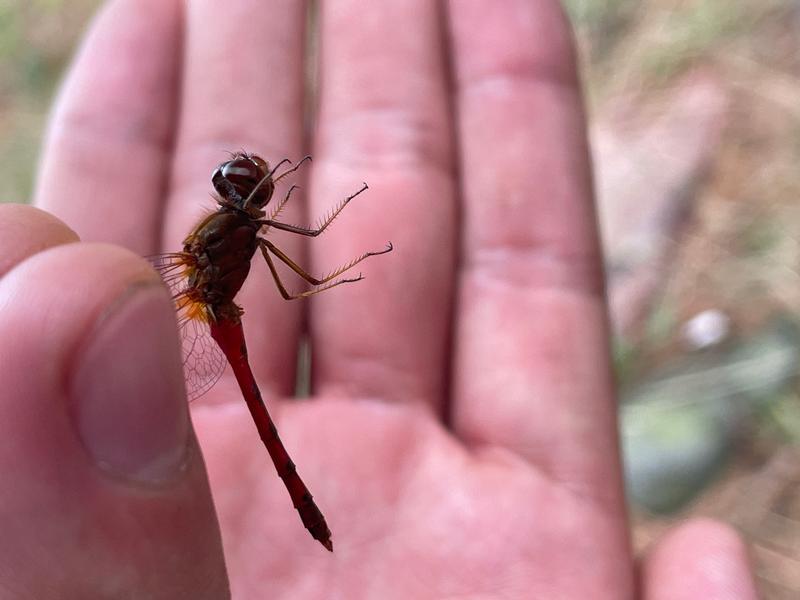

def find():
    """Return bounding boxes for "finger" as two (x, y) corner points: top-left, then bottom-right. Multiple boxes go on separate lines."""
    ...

(34, 0), (182, 255)
(0, 242), (228, 598)
(167, 0), (309, 397)
(310, 0), (455, 407)
(0, 204), (78, 277)
(641, 519), (759, 600)
(447, 0), (620, 497)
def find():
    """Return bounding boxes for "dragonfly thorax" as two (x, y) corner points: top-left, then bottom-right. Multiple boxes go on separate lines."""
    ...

(183, 209), (260, 308)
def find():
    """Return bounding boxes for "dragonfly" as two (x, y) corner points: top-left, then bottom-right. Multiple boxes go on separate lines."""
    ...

(150, 152), (392, 551)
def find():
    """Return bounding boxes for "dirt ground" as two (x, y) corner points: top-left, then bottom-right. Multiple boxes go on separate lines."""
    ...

(570, 1), (800, 596)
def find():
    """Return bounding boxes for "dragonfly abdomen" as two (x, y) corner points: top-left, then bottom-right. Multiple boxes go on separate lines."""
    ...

(209, 316), (333, 551)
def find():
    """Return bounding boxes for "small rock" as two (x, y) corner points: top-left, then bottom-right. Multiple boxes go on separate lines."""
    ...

(682, 309), (731, 350)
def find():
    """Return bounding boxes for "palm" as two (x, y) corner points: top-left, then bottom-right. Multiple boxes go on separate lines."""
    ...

(194, 393), (619, 598)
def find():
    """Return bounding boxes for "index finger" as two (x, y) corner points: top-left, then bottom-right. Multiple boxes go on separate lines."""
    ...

(34, 0), (182, 255)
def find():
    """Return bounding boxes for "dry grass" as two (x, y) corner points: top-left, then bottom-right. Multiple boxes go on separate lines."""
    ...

(567, 1), (800, 595)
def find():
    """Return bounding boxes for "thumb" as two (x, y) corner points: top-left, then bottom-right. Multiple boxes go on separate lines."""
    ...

(0, 207), (228, 598)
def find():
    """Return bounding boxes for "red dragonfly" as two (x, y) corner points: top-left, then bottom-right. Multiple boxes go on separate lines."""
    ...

(150, 152), (392, 551)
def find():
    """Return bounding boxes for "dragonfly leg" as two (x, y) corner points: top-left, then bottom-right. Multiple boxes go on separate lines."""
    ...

(273, 155), (311, 183)
(258, 183), (369, 237)
(259, 241), (365, 300)
(261, 238), (392, 287)
(262, 184), (299, 224)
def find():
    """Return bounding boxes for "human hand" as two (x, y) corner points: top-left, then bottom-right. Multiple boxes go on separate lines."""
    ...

(0, 0), (758, 598)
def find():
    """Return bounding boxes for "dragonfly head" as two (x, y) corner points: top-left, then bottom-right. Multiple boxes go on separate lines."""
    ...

(212, 153), (274, 211)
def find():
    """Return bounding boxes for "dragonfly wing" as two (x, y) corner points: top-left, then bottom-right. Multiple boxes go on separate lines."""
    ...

(178, 312), (227, 401)
(147, 253), (228, 401)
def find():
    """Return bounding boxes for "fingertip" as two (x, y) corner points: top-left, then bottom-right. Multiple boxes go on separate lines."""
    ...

(641, 518), (759, 600)
(0, 204), (79, 277)
(666, 517), (750, 555)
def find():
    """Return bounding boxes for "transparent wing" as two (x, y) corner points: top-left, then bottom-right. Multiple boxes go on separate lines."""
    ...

(147, 253), (227, 401)
(177, 308), (228, 401)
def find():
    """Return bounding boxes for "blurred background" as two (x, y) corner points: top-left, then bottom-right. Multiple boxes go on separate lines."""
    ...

(1, 0), (798, 596)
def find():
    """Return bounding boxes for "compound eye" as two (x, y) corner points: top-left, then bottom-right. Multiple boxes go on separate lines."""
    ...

(221, 158), (259, 182)
(251, 155), (269, 172)
(212, 155), (274, 208)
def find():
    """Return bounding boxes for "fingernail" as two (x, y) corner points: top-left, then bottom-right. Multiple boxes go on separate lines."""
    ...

(71, 284), (189, 483)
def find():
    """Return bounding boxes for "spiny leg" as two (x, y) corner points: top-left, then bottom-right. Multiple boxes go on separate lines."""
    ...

(258, 183), (369, 237)
(263, 184), (299, 225)
(273, 155), (311, 183)
(259, 242), (365, 300)
(260, 238), (392, 286)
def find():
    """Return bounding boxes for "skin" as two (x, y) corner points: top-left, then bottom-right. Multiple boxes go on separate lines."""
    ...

(0, 0), (759, 598)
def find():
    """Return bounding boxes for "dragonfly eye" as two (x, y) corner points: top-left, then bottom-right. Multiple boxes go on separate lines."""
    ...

(212, 155), (273, 208)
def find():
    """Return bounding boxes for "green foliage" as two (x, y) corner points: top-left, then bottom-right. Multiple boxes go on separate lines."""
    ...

(613, 335), (640, 389)
(562, 0), (636, 28)
(643, 298), (677, 349)
(640, 0), (747, 80)
(562, 0), (640, 59)
(0, 1), (99, 202)
(742, 217), (781, 256)
(764, 393), (800, 443)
